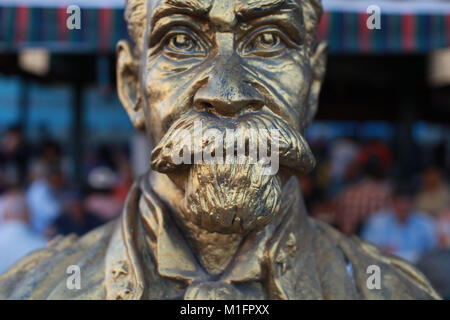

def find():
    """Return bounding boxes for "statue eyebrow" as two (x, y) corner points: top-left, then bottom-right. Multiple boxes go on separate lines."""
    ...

(235, 0), (299, 21)
(148, 14), (210, 48)
(151, 0), (212, 27)
(151, 0), (299, 26)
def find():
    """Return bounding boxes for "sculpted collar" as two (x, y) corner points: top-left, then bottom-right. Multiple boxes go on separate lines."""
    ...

(104, 175), (325, 299)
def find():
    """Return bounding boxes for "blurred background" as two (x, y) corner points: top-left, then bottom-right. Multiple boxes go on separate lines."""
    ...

(0, 0), (449, 298)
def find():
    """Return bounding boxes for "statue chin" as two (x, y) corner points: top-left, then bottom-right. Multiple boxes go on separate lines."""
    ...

(180, 162), (283, 235)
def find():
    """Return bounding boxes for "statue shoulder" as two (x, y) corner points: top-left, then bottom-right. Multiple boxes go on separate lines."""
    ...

(310, 218), (442, 300)
(0, 221), (117, 299)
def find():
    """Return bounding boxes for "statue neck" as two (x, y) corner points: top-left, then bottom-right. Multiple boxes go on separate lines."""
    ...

(148, 171), (244, 276)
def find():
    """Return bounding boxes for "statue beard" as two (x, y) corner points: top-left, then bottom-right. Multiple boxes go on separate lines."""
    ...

(150, 110), (315, 235)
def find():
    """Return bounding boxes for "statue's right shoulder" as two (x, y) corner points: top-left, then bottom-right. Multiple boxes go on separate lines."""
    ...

(310, 218), (442, 300)
(0, 221), (117, 299)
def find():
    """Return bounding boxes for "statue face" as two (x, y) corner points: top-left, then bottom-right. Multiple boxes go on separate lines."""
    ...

(118, 0), (326, 234)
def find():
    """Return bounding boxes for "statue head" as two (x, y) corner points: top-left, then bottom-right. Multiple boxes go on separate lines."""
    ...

(117, 0), (327, 235)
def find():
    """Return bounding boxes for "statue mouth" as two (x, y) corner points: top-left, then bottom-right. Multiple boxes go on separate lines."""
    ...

(150, 109), (316, 177)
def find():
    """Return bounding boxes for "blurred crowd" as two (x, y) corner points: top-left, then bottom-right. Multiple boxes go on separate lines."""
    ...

(301, 136), (450, 280)
(0, 124), (133, 274)
(0, 124), (449, 296)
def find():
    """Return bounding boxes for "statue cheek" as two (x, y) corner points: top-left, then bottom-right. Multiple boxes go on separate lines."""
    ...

(141, 63), (210, 140)
(245, 53), (310, 99)
(143, 56), (208, 103)
(146, 54), (207, 78)
(270, 64), (311, 117)
(276, 56), (313, 114)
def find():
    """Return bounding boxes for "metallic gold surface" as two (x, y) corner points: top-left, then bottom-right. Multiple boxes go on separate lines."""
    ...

(0, 0), (441, 299)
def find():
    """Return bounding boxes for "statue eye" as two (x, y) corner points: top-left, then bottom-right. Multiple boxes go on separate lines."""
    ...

(243, 29), (287, 56)
(168, 34), (195, 51)
(164, 32), (205, 56)
(256, 33), (281, 49)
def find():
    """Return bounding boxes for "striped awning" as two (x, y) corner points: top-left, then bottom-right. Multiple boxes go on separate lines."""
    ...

(318, 11), (450, 53)
(0, 6), (128, 53)
(0, 2), (449, 54)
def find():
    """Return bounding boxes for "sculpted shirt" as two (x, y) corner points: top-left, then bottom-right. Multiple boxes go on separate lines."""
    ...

(0, 176), (441, 299)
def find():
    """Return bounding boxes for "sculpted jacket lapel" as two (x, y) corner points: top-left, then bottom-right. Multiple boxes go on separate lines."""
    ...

(104, 181), (144, 300)
(264, 179), (324, 299)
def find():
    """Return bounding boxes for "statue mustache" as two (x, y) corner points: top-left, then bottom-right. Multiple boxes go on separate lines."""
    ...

(150, 110), (316, 176)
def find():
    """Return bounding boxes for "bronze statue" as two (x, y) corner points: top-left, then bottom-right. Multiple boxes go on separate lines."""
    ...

(0, 0), (441, 299)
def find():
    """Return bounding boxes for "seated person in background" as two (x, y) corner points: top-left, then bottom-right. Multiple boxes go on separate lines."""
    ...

(436, 207), (450, 247)
(0, 125), (28, 188)
(362, 183), (438, 263)
(26, 165), (64, 236)
(0, 187), (47, 275)
(415, 166), (450, 218)
(334, 155), (391, 236)
(84, 166), (123, 222)
(48, 191), (103, 237)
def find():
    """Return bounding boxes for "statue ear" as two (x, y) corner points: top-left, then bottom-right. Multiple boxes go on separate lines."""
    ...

(117, 40), (145, 131)
(305, 41), (327, 127)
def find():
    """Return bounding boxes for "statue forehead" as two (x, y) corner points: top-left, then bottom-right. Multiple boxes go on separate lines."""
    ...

(149, 0), (294, 10)
(149, 0), (301, 21)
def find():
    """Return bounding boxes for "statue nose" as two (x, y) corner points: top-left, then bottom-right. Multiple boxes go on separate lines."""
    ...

(194, 75), (264, 117)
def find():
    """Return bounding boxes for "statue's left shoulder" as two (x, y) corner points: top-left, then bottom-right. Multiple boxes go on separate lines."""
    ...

(0, 221), (117, 299)
(311, 218), (442, 300)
